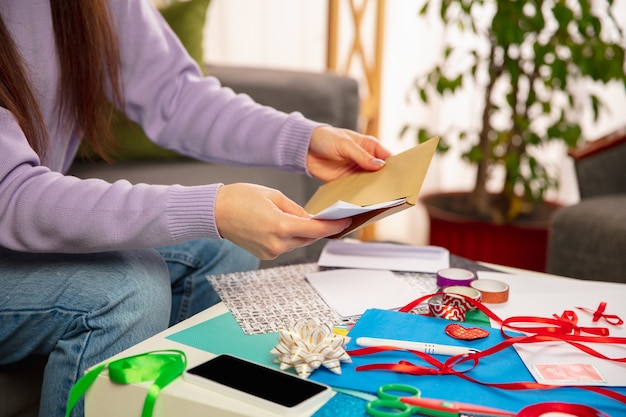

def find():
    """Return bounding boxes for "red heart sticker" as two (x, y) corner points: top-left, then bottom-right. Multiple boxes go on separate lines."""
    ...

(445, 323), (489, 340)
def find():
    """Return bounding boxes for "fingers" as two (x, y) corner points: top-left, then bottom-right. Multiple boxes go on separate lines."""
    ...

(273, 192), (351, 239)
(307, 126), (393, 181)
(256, 193), (351, 258)
(341, 129), (392, 168)
(214, 183), (351, 260)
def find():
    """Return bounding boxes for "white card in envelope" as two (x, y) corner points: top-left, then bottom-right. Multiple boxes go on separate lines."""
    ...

(305, 269), (418, 319)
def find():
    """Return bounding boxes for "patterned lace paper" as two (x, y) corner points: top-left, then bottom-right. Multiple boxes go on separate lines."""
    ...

(207, 263), (437, 335)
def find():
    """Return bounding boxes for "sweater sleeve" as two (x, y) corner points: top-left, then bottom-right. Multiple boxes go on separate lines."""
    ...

(112, 0), (322, 170)
(0, 109), (221, 253)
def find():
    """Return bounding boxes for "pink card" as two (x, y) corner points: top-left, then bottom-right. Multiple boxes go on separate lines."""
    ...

(531, 363), (606, 384)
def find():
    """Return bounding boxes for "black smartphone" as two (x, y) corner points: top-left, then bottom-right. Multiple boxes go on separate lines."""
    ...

(183, 354), (333, 415)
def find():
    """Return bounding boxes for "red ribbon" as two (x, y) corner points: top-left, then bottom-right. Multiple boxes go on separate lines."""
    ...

(517, 402), (611, 417)
(350, 293), (626, 409)
(577, 302), (624, 326)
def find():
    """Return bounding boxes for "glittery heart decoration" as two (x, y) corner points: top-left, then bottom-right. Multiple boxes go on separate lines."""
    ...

(445, 323), (489, 340)
(270, 319), (351, 378)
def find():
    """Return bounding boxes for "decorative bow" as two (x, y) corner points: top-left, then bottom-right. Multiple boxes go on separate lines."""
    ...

(270, 319), (351, 378)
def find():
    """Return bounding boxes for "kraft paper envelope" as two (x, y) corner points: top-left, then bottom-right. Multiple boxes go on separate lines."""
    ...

(304, 136), (439, 238)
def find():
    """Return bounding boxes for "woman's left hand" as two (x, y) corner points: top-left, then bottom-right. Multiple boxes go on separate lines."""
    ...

(306, 126), (392, 182)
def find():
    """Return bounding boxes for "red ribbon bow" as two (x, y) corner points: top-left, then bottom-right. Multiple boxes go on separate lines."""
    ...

(577, 302), (624, 326)
(550, 310), (610, 336)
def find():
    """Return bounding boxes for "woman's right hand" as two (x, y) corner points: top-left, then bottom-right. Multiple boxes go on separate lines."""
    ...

(214, 183), (351, 259)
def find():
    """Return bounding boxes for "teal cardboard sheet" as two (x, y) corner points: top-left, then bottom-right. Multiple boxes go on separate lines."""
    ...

(309, 308), (626, 415)
(166, 312), (279, 367)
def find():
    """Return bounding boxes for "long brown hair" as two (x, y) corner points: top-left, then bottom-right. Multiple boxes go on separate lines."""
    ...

(0, 0), (123, 162)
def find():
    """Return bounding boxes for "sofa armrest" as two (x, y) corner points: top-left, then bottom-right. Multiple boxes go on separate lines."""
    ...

(547, 195), (626, 283)
(207, 64), (360, 131)
(569, 125), (626, 160)
(568, 124), (626, 198)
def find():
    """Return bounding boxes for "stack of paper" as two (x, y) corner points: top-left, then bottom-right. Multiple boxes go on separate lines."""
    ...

(305, 269), (419, 319)
(317, 240), (449, 273)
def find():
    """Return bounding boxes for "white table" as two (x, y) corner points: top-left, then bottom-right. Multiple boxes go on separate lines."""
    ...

(85, 264), (626, 416)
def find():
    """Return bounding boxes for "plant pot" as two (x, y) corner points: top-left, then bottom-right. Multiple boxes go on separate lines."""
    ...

(422, 192), (560, 272)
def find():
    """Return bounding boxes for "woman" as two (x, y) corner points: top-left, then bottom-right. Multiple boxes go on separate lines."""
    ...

(0, 1), (391, 416)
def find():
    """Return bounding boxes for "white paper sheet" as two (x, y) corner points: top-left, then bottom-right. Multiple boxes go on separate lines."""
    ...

(310, 198), (406, 220)
(305, 269), (420, 319)
(477, 271), (626, 387)
(317, 240), (450, 273)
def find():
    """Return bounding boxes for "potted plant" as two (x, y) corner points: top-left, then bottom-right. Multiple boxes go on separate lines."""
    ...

(402, 0), (626, 270)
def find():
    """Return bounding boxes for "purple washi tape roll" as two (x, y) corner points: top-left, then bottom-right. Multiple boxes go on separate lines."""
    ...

(436, 267), (477, 288)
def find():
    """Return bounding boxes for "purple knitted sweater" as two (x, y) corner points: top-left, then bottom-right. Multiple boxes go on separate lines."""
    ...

(0, 0), (321, 253)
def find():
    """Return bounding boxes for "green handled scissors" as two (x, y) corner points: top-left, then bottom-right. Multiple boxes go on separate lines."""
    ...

(366, 384), (515, 417)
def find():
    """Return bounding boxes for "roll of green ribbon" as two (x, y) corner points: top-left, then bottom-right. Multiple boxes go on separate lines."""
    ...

(65, 349), (187, 417)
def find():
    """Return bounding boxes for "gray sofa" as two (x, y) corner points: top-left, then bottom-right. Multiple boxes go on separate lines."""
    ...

(0, 64), (359, 417)
(547, 125), (626, 283)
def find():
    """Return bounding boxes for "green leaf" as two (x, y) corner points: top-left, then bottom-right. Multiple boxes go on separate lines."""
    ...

(504, 152), (520, 179)
(418, 128), (431, 144)
(440, 0), (448, 21)
(591, 94), (600, 121)
(399, 124), (410, 138)
(527, 132), (542, 146)
(419, 2), (429, 16)
(419, 88), (428, 103)
(465, 145), (483, 163)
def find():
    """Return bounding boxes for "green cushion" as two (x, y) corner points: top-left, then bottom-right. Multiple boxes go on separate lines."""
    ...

(159, 0), (210, 71)
(86, 0), (211, 161)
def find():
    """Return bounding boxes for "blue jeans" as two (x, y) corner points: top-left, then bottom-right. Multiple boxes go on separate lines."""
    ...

(0, 239), (258, 417)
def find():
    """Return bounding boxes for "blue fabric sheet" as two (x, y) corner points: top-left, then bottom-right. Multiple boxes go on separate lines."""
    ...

(309, 308), (626, 416)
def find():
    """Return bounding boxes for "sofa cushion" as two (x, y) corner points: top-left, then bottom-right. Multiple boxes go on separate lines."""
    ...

(159, 0), (210, 74)
(547, 195), (626, 283)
